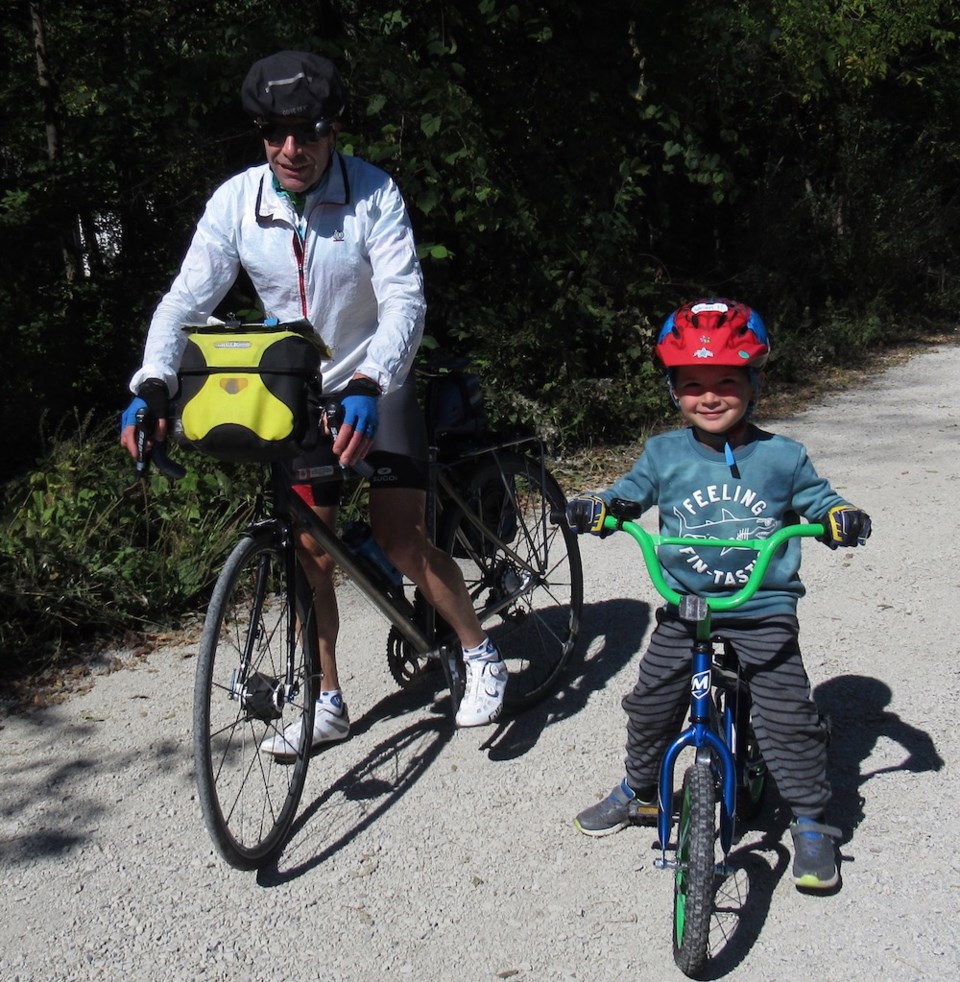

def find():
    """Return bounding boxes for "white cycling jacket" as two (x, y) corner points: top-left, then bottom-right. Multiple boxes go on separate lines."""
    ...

(130, 153), (426, 397)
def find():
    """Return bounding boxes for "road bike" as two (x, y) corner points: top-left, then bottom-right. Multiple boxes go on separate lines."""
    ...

(600, 503), (824, 977)
(137, 368), (582, 870)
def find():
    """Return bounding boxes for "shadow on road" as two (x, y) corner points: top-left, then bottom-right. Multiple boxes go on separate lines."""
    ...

(257, 686), (452, 886)
(701, 807), (793, 978)
(480, 597), (651, 761)
(0, 709), (185, 866)
(815, 673), (944, 843)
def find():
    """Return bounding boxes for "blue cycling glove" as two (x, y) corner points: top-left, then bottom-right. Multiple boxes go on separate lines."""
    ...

(340, 377), (381, 440)
(120, 397), (147, 433)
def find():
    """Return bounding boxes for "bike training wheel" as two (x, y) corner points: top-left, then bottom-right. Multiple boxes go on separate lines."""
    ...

(437, 450), (583, 711)
(673, 761), (717, 978)
(193, 526), (318, 870)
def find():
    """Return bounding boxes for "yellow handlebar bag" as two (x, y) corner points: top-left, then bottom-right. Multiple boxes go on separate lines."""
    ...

(173, 323), (324, 463)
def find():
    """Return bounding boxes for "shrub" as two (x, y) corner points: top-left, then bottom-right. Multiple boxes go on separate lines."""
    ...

(0, 413), (258, 679)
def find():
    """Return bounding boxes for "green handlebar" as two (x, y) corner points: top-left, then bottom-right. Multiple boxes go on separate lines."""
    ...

(603, 517), (826, 613)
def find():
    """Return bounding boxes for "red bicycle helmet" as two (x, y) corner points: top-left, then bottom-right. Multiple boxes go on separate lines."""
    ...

(656, 299), (770, 370)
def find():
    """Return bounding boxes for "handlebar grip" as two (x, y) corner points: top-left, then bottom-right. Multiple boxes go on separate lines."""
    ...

(151, 439), (187, 481)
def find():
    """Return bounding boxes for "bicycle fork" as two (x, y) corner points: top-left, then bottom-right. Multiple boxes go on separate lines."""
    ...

(654, 639), (738, 874)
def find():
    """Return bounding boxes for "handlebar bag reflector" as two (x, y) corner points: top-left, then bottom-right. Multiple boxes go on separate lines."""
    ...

(173, 326), (322, 462)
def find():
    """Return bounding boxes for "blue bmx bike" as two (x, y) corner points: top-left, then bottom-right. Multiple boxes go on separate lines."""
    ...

(602, 502), (825, 977)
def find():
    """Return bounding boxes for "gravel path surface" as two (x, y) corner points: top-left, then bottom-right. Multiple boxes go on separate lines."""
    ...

(1, 344), (957, 981)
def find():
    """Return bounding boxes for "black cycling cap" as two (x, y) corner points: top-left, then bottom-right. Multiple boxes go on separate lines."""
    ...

(240, 51), (346, 121)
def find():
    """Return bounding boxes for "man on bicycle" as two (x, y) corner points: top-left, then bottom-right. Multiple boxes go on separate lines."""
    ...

(120, 50), (506, 742)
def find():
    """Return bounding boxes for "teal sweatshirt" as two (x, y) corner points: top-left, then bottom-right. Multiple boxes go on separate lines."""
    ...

(600, 425), (850, 617)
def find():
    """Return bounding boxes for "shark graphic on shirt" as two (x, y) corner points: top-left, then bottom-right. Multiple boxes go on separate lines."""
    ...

(674, 507), (777, 555)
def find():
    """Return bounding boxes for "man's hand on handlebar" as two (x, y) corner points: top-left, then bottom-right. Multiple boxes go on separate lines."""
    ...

(119, 381), (185, 481)
(565, 495), (610, 536)
(819, 505), (872, 548)
(331, 375), (380, 468)
(120, 386), (169, 459)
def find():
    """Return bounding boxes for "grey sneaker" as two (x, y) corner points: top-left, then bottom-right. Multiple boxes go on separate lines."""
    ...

(574, 779), (658, 837)
(790, 817), (841, 889)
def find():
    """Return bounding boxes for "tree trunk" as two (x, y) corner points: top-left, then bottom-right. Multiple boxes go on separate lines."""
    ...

(30, 0), (79, 283)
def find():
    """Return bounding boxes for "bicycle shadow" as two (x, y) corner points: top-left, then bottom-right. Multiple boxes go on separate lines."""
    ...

(480, 597), (651, 760)
(696, 804), (794, 979)
(814, 673), (944, 843)
(256, 687), (452, 887)
(690, 675), (943, 976)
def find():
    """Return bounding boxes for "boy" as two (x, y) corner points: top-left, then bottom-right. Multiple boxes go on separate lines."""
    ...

(566, 298), (871, 890)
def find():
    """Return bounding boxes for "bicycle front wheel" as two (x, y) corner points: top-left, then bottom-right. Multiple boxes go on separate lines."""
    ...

(193, 526), (318, 870)
(673, 761), (717, 978)
(438, 450), (583, 710)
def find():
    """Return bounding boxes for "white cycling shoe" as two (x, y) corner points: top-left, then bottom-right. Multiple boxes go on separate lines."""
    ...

(260, 696), (350, 759)
(455, 656), (508, 727)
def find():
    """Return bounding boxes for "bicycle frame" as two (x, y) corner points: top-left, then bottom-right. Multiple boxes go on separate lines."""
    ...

(277, 434), (558, 679)
(604, 518), (825, 864)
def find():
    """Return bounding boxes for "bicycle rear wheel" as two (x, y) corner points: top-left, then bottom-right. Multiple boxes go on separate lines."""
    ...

(437, 450), (583, 710)
(193, 526), (318, 870)
(673, 760), (717, 978)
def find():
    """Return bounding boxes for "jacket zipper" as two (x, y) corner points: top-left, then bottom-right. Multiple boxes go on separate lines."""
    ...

(292, 228), (308, 318)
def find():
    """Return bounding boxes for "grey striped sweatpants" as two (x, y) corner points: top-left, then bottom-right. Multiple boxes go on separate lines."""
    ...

(622, 610), (830, 818)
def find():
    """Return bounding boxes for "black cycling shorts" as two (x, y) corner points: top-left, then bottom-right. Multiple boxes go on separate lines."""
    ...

(278, 376), (428, 508)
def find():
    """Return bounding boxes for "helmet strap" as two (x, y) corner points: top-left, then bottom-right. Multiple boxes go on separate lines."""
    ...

(724, 440), (741, 479)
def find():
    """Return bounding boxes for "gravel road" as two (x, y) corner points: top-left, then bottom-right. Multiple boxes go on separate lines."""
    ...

(1, 343), (957, 981)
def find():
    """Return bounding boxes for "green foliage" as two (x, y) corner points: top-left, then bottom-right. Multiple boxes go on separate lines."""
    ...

(2, 0), (960, 674)
(0, 415), (257, 675)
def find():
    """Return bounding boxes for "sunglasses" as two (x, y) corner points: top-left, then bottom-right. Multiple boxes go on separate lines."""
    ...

(256, 119), (334, 146)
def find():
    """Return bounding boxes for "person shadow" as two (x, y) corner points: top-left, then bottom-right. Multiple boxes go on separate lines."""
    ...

(814, 673), (944, 843)
(255, 597), (653, 883)
(703, 673), (943, 977)
(256, 685), (452, 886)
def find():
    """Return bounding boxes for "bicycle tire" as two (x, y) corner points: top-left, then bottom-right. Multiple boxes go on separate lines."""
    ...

(673, 761), (716, 978)
(437, 450), (583, 710)
(193, 526), (318, 870)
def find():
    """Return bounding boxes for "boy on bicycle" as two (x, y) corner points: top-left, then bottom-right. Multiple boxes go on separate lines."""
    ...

(566, 298), (872, 890)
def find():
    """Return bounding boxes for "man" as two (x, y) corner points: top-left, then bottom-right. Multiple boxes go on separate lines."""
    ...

(121, 51), (507, 745)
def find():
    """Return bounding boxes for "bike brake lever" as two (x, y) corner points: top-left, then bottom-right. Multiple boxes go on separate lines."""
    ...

(134, 408), (186, 482)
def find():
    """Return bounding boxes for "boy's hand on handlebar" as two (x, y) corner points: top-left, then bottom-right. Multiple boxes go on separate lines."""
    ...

(820, 505), (872, 548)
(565, 495), (610, 536)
